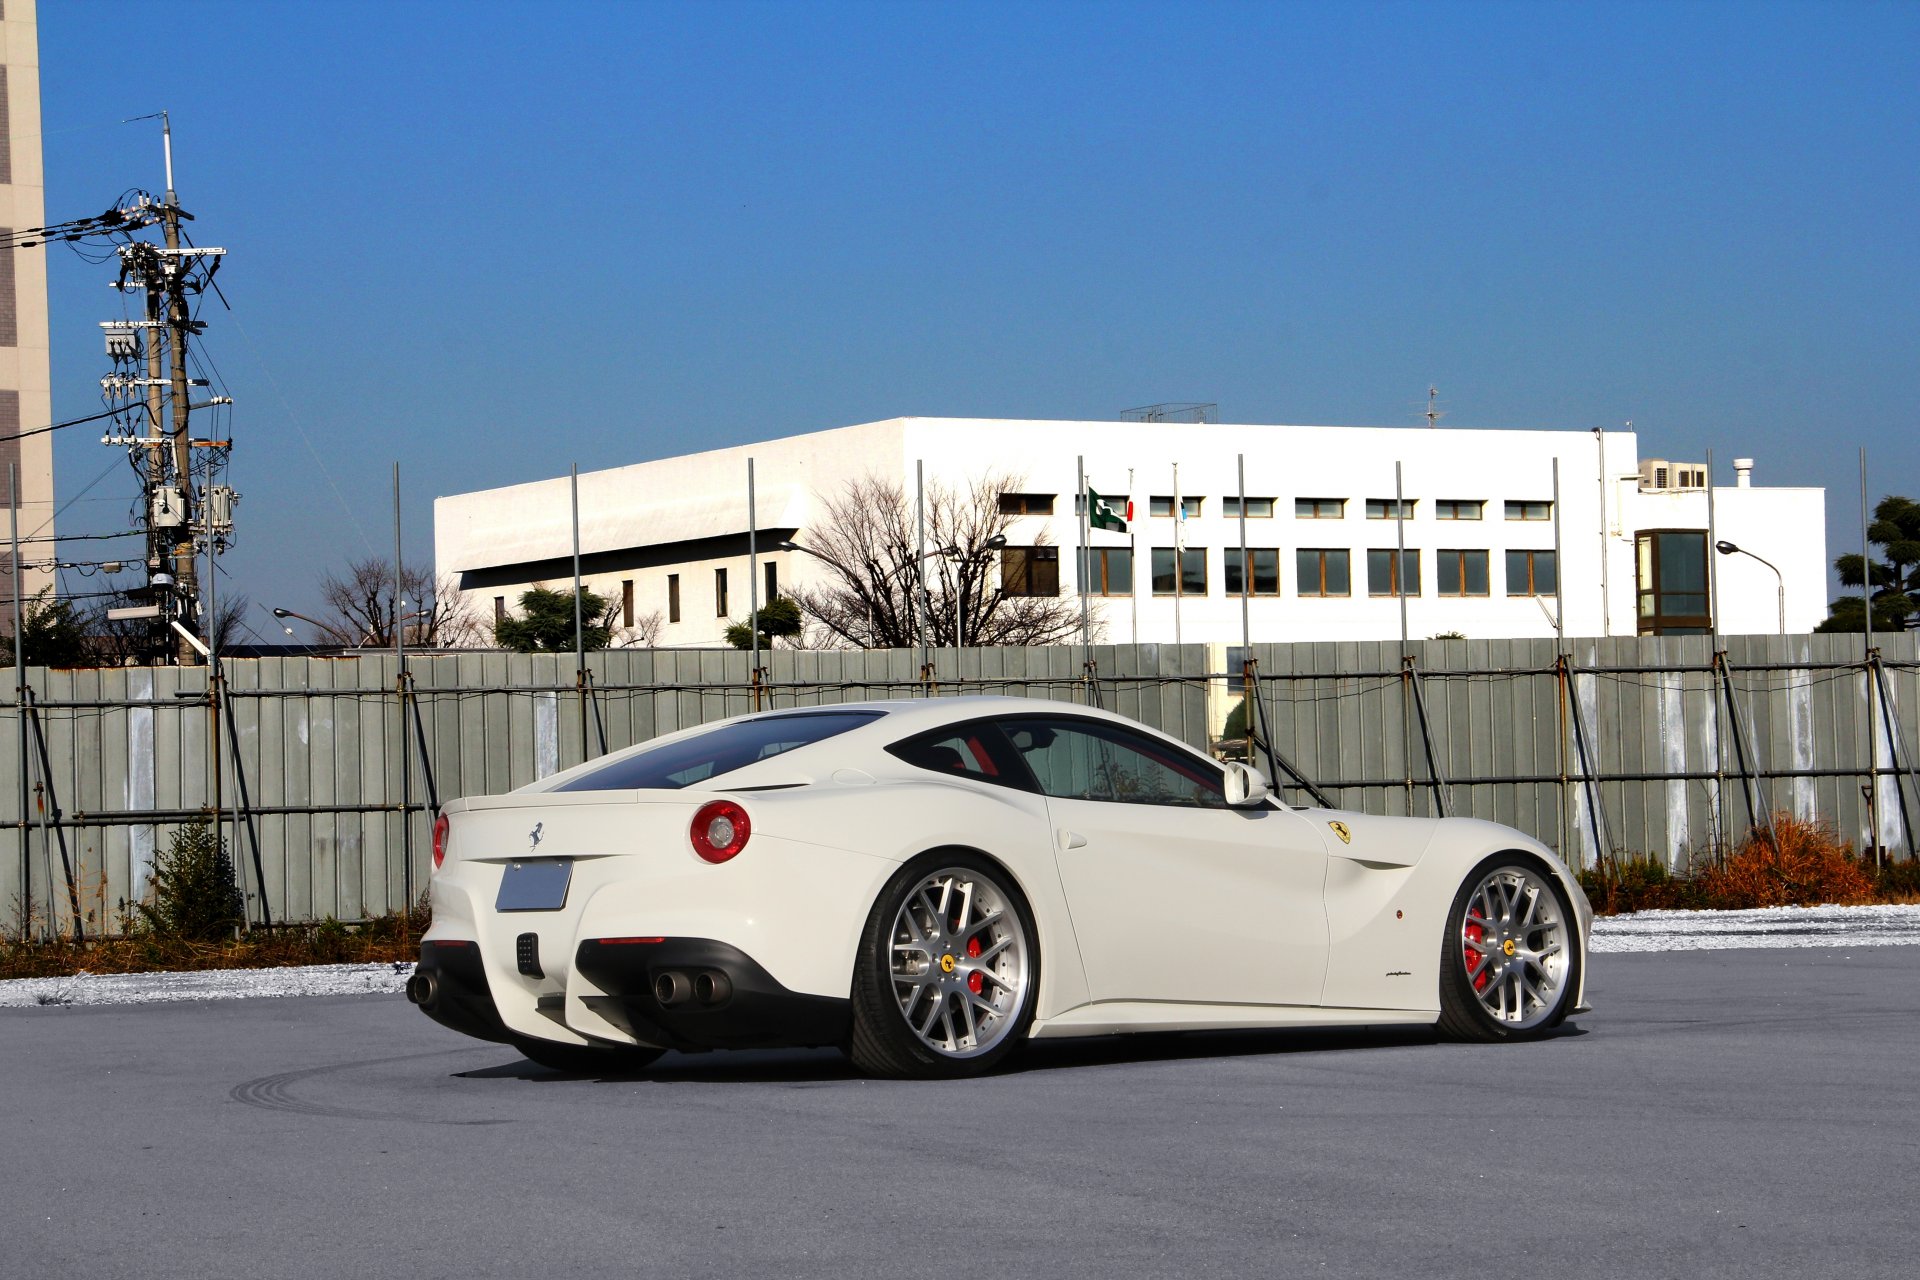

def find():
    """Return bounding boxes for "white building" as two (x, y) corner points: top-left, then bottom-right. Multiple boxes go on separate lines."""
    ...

(433, 417), (1827, 648)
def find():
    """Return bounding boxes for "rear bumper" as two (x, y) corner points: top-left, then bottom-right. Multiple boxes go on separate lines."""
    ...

(411, 937), (849, 1053)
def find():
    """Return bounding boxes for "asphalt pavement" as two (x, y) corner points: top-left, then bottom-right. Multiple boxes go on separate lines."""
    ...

(3, 946), (1916, 1279)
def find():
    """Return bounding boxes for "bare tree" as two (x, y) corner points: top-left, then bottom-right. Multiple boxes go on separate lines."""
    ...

(612, 609), (665, 648)
(786, 472), (1087, 650)
(313, 560), (481, 647)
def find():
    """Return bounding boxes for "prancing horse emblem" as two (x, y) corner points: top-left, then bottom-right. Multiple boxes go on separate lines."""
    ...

(529, 822), (544, 851)
(1328, 821), (1352, 845)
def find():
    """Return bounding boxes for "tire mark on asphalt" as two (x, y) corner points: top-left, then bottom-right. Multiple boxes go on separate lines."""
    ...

(230, 1049), (513, 1124)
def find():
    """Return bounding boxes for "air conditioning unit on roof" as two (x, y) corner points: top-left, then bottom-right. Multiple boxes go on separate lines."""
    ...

(1638, 459), (1708, 492)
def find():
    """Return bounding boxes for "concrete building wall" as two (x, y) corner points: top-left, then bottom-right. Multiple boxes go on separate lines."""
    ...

(0, 0), (53, 631)
(436, 416), (1828, 648)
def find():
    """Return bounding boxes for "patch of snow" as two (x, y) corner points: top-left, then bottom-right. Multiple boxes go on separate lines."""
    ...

(0, 961), (415, 1008)
(1591, 903), (1920, 952)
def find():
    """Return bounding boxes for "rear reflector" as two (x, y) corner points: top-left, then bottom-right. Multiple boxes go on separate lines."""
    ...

(597, 936), (666, 945)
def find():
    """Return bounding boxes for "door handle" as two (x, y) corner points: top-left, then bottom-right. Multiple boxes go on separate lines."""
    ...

(1057, 829), (1088, 850)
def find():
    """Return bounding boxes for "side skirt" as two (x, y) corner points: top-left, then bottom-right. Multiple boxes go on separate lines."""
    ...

(1028, 1001), (1440, 1039)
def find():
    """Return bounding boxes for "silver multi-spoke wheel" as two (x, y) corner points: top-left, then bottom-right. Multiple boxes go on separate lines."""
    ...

(1459, 864), (1570, 1031)
(888, 867), (1031, 1059)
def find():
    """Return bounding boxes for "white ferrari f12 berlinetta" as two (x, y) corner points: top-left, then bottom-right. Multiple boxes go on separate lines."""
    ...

(412, 696), (1590, 1077)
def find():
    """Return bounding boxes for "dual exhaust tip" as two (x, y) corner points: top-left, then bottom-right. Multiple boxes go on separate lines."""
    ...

(654, 968), (732, 1009)
(405, 970), (439, 1008)
(408, 963), (732, 1012)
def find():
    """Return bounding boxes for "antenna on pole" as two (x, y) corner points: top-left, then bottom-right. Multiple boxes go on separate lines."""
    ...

(1425, 386), (1443, 429)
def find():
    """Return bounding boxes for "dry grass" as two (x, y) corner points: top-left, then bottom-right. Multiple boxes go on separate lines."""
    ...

(0, 899), (428, 981)
(1581, 813), (1910, 915)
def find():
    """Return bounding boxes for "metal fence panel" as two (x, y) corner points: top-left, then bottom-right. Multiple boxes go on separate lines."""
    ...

(5, 633), (1919, 933)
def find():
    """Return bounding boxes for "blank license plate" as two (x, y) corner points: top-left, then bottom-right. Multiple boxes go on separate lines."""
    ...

(496, 859), (572, 912)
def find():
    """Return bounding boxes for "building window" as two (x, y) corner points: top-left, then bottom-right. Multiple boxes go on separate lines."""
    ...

(764, 561), (778, 602)
(667, 574), (681, 623)
(1436, 549), (1490, 596)
(1367, 549), (1420, 596)
(998, 493), (1054, 515)
(1366, 498), (1416, 520)
(1296, 549), (1350, 597)
(1149, 496), (1203, 519)
(1150, 547), (1207, 595)
(493, 596), (506, 624)
(1296, 498), (1345, 519)
(1224, 548), (1281, 596)
(1636, 530), (1711, 634)
(1436, 499), (1484, 521)
(1222, 497), (1275, 519)
(1001, 546), (1060, 596)
(621, 580), (634, 627)
(715, 567), (729, 616)
(1506, 500), (1553, 521)
(1086, 547), (1133, 595)
(1506, 549), (1557, 597)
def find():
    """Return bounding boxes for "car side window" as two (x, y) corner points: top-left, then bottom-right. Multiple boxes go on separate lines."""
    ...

(999, 717), (1228, 808)
(886, 722), (1037, 792)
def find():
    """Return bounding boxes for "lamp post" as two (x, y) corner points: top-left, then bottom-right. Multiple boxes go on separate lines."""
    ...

(942, 534), (1008, 674)
(271, 606), (427, 648)
(1714, 540), (1785, 635)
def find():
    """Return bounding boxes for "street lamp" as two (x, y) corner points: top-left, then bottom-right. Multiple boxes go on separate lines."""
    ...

(1714, 540), (1786, 635)
(940, 534), (1008, 668)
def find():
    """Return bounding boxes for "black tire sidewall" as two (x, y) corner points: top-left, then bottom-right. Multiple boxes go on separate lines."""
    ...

(855, 850), (1042, 1076)
(1441, 853), (1581, 1041)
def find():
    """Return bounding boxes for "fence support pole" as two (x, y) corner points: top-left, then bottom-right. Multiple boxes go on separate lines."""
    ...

(24, 693), (79, 940)
(1714, 649), (1780, 852)
(1561, 654), (1611, 870)
(1870, 651), (1916, 859)
(1404, 656), (1453, 817)
(219, 679), (271, 930)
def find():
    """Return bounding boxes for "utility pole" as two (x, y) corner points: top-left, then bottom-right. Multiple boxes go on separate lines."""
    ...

(100, 113), (231, 664)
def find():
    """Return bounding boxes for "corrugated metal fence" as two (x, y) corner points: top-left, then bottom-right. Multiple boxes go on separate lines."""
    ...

(3, 634), (1914, 936)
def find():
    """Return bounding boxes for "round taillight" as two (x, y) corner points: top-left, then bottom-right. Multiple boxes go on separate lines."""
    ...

(432, 813), (450, 870)
(690, 800), (750, 864)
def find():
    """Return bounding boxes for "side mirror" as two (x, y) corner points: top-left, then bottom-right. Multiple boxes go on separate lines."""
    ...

(1222, 761), (1272, 807)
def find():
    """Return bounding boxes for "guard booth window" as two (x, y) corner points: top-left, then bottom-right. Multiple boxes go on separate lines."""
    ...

(1636, 530), (1711, 634)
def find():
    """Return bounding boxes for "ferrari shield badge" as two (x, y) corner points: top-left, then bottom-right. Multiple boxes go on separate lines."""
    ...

(1328, 820), (1352, 845)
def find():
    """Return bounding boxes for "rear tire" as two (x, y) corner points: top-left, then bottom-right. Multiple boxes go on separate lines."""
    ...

(1437, 854), (1580, 1043)
(848, 851), (1039, 1079)
(511, 1036), (664, 1075)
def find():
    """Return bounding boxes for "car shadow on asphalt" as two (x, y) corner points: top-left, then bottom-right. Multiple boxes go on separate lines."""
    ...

(456, 1020), (1586, 1086)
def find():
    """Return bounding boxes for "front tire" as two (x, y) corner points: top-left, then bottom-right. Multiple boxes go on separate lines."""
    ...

(848, 852), (1039, 1079)
(511, 1036), (664, 1075)
(1437, 854), (1580, 1042)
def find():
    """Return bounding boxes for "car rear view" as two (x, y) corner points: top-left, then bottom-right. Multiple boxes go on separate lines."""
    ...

(409, 709), (893, 1069)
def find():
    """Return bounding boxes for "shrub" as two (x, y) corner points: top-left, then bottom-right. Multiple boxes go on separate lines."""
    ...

(135, 822), (245, 942)
(1578, 854), (1708, 915)
(1695, 813), (1875, 909)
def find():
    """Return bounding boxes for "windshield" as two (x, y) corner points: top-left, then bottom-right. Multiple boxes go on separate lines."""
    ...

(550, 710), (884, 792)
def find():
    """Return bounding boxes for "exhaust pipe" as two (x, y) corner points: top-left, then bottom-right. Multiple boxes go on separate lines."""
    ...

(653, 970), (693, 1008)
(694, 969), (733, 1007)
(405, 970), (439, 1008)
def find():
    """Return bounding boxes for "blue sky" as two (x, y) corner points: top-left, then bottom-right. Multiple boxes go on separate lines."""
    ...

(35, 0), (1920, 632)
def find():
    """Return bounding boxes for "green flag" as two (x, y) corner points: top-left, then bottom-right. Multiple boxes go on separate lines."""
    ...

(1087, 487), (1127, 533)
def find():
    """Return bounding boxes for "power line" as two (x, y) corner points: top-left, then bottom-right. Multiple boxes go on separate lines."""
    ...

(0, 402), (150, 443)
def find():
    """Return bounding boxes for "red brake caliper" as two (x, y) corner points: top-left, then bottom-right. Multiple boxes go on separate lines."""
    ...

(966, 935), (983, 994)
(1464, 921), (1490, 992)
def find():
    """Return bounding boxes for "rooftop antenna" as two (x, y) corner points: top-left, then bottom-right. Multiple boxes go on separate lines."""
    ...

(1425, 386), (1444, 429)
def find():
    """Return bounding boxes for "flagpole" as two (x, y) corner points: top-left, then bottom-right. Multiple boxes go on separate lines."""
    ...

(1237, 452), (1251, 657)
(1127, 467), (1138, 643)
(1077, 454), (1091, 657)
(1172, 461), (1184, 649)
